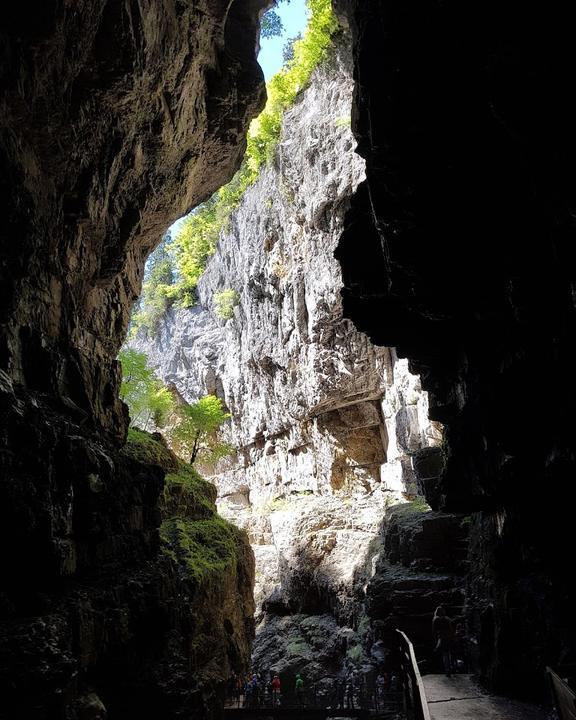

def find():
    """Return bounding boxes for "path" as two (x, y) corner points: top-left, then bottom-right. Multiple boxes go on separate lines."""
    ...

(224, 709), (372, 720)
(423, 674), (549, 720)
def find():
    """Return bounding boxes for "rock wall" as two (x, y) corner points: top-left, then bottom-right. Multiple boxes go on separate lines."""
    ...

(366, 502), (469, 669)
(0, 2), (267, 717)
(0, 377), (255, 718)
(335, 0), (576, 699)
(134, 39), (441, 686)
(0, 0), (266, 438)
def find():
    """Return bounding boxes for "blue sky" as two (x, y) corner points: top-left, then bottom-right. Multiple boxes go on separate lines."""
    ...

(258, 0), (309, 80)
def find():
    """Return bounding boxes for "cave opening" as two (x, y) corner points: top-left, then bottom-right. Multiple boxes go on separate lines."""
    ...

(1, 0), (575, 718)
(115, 1), (485, 718)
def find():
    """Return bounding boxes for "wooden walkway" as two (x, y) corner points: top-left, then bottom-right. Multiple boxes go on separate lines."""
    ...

(423, 674), (549, 720)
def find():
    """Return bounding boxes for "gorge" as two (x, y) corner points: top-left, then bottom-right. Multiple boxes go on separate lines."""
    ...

(1, 0), (575, 718)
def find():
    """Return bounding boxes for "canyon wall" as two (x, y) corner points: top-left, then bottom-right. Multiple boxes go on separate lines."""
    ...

(0, 2), (267, 717)
(134, 39), (441, 688)
(2, 0), (570, 711)
(335, 0), (576, 698)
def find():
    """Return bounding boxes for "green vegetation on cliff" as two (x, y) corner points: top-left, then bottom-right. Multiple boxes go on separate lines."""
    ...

(161, 516), (241, 586)
(124, 427), (178, 471)
(131, 0), (339, 332)
(119, 348), (174, 430)
(123, 428), (247, 588)
(119, 350), (232, 467)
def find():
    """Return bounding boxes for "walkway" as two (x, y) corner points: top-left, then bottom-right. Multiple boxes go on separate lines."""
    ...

(423, 674), (549, 720)
(224, 710), (371, 720)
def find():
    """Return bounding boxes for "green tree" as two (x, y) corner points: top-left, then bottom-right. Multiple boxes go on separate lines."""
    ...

(119, 348), (175, 429)
(283, 33), (301, 63)
(261, 9), (284, 38)
(170, 395), (231, 465)
(214, 288), (239, 320)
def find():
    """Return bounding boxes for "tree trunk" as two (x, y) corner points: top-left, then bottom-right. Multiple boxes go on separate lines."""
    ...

(189, 431), (201, 465)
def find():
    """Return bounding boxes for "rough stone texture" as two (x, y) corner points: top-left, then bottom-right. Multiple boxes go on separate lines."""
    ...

(336, 0), (576, 700)
(0, 382), (255, 718)
(366, 503), (469, 668)
(133, 41), (441, 687)
(0, 0), (267, 437)
(0, 2), (267, 717)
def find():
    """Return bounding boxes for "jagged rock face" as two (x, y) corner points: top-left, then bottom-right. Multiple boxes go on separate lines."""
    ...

(336, 0), (576, 699)
(0, 0), (267, 438)
(134, 40), (442, 687)
(133, 43), (390, 507)
(0, 2), (266, 717)
(366, 503), (469, 666)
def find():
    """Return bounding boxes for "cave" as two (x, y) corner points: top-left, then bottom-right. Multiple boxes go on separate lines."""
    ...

(1, 0), (575, 718)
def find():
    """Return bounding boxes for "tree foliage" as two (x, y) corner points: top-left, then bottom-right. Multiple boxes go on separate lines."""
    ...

(130, 235), (178, 335)
(131, 0), (338, 334)
(283, 33), (301, 63)
(119, 348), (175, 429)
(170, 395), (231, 465)
(214, 288), (239, 320)
(261, 9), (284, 38)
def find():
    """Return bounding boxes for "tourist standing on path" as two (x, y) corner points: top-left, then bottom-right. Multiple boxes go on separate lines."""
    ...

(295, 674), (304, 706)
(271, 674), (281, 705)
(345, 674), (356, 709)
(432, 606), (454, 676)
(376, 671), (387, 708)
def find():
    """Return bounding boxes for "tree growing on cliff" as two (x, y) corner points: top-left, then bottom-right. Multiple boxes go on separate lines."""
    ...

(170, 395), (231, 465)
(214, 288), (239, 320)
(119, 348), (175, 429)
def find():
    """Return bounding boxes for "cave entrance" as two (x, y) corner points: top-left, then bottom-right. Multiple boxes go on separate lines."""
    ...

(118, 0), (442, 715)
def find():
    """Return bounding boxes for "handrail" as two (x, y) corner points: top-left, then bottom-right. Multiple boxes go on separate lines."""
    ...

(547, 667), (576, 720)
(396, 629), (432, 720)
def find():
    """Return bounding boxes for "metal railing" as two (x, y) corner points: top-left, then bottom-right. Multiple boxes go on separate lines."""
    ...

(396, 630), (431, 720)
(548, 667), (576, 720)
(225, 677), (403, 716)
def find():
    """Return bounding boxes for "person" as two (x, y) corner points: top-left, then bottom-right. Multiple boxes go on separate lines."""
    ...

(295, 674), (304, 706)
(244, 676), (253, 708)
(271, 674), (281, 705)
(231, 673), (243, 707)
(245, 673), (259, 707)
(335, 678), (345, 709)
(432, 606), (454, 677)
(376, 671), (387, 706)
(345, 674), (355, 709)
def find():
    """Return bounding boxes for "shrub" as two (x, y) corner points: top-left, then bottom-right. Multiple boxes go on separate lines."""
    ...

(214, 288), (239, 320)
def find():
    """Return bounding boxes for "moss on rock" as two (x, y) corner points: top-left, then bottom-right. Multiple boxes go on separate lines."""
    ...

(161, 516), (245, 587)
(123, 427), (253, 596)
(123, 427), (179, 472)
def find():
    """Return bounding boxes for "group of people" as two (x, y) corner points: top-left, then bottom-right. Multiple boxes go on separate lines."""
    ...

(228, 669), (396, 710)
(228, 671), (303, 708)
(227, 607), (467, 712)
(432, 605), (468, 676)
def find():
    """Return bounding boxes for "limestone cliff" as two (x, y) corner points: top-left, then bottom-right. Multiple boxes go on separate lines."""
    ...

(133, 38), (440, 686)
